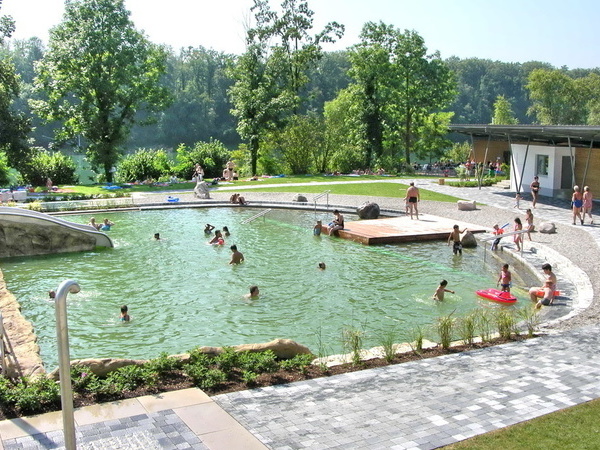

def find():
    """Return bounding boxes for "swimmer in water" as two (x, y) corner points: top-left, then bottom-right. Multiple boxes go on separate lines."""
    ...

(245, 285), (260, 299)
(433, 280), (454, 301)
(120, 305), (130, 322)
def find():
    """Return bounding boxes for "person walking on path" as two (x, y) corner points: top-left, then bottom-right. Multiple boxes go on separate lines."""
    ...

(583, 185), (593, 224)
(405, 182), (420, 220)
(525, 209), (534, 240)
(572, 185), (584, 225)
(530, 176), (540, 208)
(513, 217), (523, 252)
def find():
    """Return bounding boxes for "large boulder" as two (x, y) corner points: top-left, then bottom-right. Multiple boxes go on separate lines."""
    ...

(457, 200), (476, 211)
(48, 338), (312, 380)
(293, 194), (308, 203)
(460, 230), (478, 248)
(357, 202), (380, 219)
(539, 222), (557, 234)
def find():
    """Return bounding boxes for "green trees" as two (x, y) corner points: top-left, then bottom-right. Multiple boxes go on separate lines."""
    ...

(0, 3), (31, 172)
(31, 0), (170, 182)
(229, 0), (343, 175)
(346, 22), (456, 168)
(526, 69), (587, 125)
(492, 95), (518, 125)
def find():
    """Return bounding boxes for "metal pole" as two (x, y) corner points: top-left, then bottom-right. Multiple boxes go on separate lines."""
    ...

(515, 137), (530, 195)
(55, 280), (81, 450)
(568, 136), (576, 187)
(582, 139), (594, 188)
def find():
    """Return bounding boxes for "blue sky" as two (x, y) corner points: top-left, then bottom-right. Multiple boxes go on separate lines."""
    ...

(3, 0), (599, 69)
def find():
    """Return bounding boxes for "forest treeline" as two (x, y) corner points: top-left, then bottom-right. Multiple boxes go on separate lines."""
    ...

(7, 38), (600, 150)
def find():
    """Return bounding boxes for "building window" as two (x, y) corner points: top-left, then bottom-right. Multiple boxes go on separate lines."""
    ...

(536, 155), (549, 176)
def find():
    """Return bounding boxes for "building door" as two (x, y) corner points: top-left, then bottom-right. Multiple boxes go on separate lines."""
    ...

(561, 156), (573, 189)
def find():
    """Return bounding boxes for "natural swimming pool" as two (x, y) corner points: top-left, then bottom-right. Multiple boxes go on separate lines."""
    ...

(1, 208), (529, 370)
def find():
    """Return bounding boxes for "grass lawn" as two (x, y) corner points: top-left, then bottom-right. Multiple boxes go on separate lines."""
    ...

(52, 176), (462, 203)
(444, 398), (600, 449)
(242, 181), (460, 203)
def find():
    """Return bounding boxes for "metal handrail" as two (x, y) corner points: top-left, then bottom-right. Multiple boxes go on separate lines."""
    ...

(313, 190), (331, 212)
(241, 209), (272, 224)
(480, 229), (528, 241)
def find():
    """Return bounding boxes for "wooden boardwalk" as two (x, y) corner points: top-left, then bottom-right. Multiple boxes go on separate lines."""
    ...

(323, 214), (487, 245)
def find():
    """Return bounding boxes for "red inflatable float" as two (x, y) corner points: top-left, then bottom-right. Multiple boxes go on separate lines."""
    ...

(476, 288), (517, 304)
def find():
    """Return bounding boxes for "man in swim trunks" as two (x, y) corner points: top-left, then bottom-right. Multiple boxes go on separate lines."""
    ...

(529, 263), (557, 306)
(530, 176), (540, 208)
(405, 182), (420, 220)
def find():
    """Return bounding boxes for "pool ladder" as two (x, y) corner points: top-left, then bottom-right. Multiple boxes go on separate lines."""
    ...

(242, 209), (272, 224)
(313, 190), (331, 213)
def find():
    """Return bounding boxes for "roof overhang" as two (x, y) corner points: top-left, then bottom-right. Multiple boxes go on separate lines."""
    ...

(449, 124), (600, 148)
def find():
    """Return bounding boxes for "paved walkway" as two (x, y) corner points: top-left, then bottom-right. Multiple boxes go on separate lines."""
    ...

(1, 180), (599, 449)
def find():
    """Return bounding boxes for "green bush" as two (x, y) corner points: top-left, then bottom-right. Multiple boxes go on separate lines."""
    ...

(99, 365), (158, 394)
(116, 148), (173, 183)
(241, 370), (258, 385)
(237, 350), (279, 374)
(21, 148), (78, 186)
(279, 353), (314, 372)
(70, 365), (100, 391)
(213, 347), (240, 374)
(7, 377), (60, 415)
(144, 352), (183, 374)
(174, 139), (231, 179)
(184, 364), (227, 390)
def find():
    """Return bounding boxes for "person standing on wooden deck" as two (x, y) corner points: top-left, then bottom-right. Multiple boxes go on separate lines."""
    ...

(405, 182), (420, 219)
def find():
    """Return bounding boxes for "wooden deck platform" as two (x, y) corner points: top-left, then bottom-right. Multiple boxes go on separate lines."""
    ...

(322, 214), (487, 245)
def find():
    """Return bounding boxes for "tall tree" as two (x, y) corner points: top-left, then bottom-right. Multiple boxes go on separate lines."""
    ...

(526, 69), (587, 125)
(491, 95), (518, 124)
(0, 1), (31, 171)
(31, 0), (171, 182)
(229, 0), (343, 175)
(348, 22), (456, 166)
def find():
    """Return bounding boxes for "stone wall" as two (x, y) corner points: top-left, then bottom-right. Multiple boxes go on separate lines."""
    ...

(0, 272), (45, 378)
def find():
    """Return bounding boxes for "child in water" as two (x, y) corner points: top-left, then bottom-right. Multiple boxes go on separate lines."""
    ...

(204, 223), (215, 235)
(433, 280), (454, 301)
(120, 305), (130, 322)
(497, 263), (512, 292)
(313, 220), (322, 236)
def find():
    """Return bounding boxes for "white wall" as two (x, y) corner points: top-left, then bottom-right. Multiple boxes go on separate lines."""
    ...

(510, 144), (573, 196)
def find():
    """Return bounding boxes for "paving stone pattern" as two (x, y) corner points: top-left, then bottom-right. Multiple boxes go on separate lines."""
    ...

(3, 410), (207, 450)
(215, 325), (600, 449)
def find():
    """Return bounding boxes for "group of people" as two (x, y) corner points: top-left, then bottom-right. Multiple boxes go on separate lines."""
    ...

(527, 176), (594, 225)
(88, 217), (114, 231)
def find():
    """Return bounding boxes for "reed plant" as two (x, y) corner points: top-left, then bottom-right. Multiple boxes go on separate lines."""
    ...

(475, 309), (494, 342)
(342, 326), (365, 366)
(457, 312), (477, 346)
(437, 313), (455, 350)
(410, 325), (425, 354)
(519, 306), (541, 338)
(494, 308), (517, 339)
(376, 328), (398, 363)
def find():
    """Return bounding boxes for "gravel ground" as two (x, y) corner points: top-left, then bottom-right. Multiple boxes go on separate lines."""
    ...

(133, 185), (599, 332)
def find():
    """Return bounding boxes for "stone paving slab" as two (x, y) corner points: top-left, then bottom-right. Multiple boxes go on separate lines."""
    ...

(2, 409), (207, 450)
(215, 325), (600, 449)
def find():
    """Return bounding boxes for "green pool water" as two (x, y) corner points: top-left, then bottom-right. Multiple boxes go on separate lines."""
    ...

(1, 208), (527, 370)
